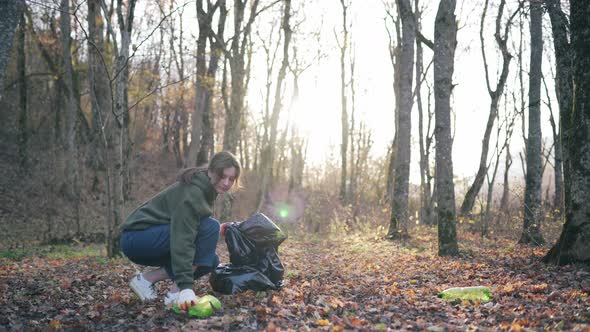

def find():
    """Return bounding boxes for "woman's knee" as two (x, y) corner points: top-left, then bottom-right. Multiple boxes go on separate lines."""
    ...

(200, 216), (221, 236)
(120, 231), (133, 257)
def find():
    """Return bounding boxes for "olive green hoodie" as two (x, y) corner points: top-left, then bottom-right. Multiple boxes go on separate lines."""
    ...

(121, 171), (217, 290)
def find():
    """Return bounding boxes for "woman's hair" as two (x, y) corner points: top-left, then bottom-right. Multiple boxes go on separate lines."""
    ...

(178, 151), (242, 189)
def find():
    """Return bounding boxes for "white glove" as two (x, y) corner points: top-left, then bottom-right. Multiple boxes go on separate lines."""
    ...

(176, 289), (198, 310)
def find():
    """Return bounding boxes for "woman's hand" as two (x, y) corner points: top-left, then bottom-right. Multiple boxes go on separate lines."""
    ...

(176, 289), (198, 310)
(220, 223), (229, 237)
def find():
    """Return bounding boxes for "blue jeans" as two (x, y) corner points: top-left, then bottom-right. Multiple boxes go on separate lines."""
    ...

(120, 217), (220, 280)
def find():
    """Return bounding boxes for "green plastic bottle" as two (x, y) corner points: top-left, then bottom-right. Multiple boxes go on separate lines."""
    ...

(171, 295), (222, 318)
(438, 286), (492, 302)
(197, 295), (222, 309)
(188, 302), (215, 318)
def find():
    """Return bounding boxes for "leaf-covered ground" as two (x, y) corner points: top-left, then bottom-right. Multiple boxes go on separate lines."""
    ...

(1, 229), (589, 331)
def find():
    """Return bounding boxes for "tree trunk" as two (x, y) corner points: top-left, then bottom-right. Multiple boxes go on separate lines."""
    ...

(0, 0), (24, 94)
(288, 68), (304, 193)
(104, 0), (137, 257)
(520, 0), (544, 245)
(543, 0), (590, 265)
(221, 0), (260, 221)
(460, 0), (514, 217)
(349, 55), (357, 205)
(26, 8), (64, 145)
(384, 4), (401, 204)
(17, 13), (28, 172)
(87, 0), (110, 171)
(546, 0), (570, 217)
(170, 2), (186, 169)
(187, 0), (209, 167)
(499, 144), (512, 210)
(172, 106), (183, 168)
(338, 0), (349, 204)
(257, 0), (292, 211)
(415, 0), (433, 226)
(60, 0), (81, 233)
(388, 0), (414, 240)
(434, 0), (458, 256)
(548, 104), (563, 215)
(195, 15), (225, 166)
(288, 136), (305, 193)
(224, 0), (259, 154)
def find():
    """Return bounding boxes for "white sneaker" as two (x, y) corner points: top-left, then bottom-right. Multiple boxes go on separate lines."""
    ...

(164, 291), (179, 306)
(129, 274), (157, 301)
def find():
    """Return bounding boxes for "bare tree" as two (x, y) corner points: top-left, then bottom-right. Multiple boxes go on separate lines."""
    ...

(168, 1), (187, 168)
(288, 130), (306, 193)
(87, 0), (110, 172)
(100, 0), (138, 257)
(484, 99), (515, 236)
(543, 75), (563, 215)
(434, 0), (458, 256)
(544, 0), (590, 265)
(60, 0), (81, 233)
(348, 49), (357, 205)
(520, 0), (545, 245)
(17, 12), (28, 172)
(187, 0), (226, 167)
(198, 1), (227, 164)
(387, 0), (414, 240)
(222, 0), (264, 153)
(257, 0), (292, 211)
(546, 0), (570, 216)
(460, 0), (520, 217)
(337, 0), (351, 204)
(218, 0), (271, 220)
(286, 23), (319, 193)
(415, 0), (435, 226)
(384, 3), (401, 205)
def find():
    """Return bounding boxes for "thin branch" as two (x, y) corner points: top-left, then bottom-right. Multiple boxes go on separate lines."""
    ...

(416, 30), (433, 50)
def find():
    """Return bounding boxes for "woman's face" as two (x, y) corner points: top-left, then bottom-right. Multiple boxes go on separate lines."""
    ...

(209, 167), (237, 194)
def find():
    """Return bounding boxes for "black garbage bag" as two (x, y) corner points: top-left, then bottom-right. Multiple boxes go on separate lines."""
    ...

(237, 213), (287, 247)
(224, 223), (257, 266)
(210, 264), (278, 295)
(210, 213), (286, 294)
(256, 246), (284, 285)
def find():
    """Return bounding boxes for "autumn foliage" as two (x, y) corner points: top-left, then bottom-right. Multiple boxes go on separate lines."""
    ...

(1, 229), (588, 331)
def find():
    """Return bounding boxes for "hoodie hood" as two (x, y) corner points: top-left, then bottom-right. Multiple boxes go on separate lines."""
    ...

(191, 170), (217, 205)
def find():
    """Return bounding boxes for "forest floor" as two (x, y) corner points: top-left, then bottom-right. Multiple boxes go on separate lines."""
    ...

(1, 228), (589, 331)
